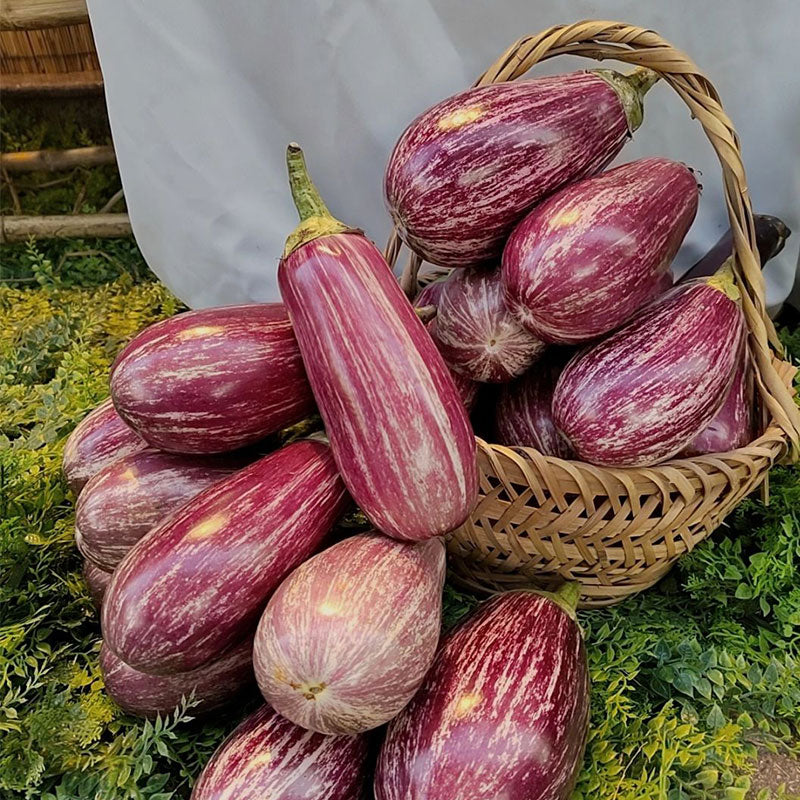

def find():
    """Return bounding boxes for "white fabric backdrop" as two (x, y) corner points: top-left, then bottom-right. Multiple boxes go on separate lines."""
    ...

(86, 0), (799, 311)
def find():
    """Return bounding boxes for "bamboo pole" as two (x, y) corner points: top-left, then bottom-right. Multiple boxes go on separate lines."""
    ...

(0, 0), (89, 30)
(1, 146), (116, 173)
(0, 70), (103, 93)
(0, 213), (131, 242)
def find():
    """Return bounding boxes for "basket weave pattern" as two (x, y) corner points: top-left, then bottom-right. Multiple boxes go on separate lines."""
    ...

(384, 21), (800, 606)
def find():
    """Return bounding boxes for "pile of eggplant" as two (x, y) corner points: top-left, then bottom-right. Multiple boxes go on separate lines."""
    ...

(66, 63), (790, 799)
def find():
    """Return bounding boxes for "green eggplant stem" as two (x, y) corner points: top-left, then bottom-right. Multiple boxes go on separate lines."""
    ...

(591, 66), (660, 134)
(282, 143), (352, 258)
(707, 257), (741, 302)
(626, 66), (660, 96)
(286, 143), (333, 223)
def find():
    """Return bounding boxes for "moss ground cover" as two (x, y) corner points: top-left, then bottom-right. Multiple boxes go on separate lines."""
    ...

(1, 96), (797, 800)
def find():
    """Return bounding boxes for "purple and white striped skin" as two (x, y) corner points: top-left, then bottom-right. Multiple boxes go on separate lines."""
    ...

(191, 704), (369, 800)
(413, 275), (449, 310)
(83, 559), (112, 607)
(656, 268), (675, 294)
(254, 532), (445, 735)
(682, 358), (753, 456)
(102, 439), (350, 675)
(426, 319), (480, 412)
(62, 398), (146, 495)
(495, 353), (574, 458)
(553, 267), (747, 467)
(431, 265), (546, 383)
(384, 68), (658, 268)
(110, 304), (315, 454)
(100, 638), (254, 719)
(502, 158), (699, 344)
(278, 145), (477, 542)
(75, 449), (249, 571)
(375, 586), (589, 800)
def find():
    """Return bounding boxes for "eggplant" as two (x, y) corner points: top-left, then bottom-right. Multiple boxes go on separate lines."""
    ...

(385, 67), (658, 268)
(254, 533), (445, 735)
(681, 357), (753, 456)
(678, 213), (790, 284)
(83, 559), (112, 607)
(102, 438), (349, 674)
(191, 704), (370, 800)
(413, 274), (450, 310)
(278, 145), (477, 542)
(553, 263), (747, 467)
(62, 398), (146, 495)
(502, 158), (699, 344)
(110, 304), (315, 454)
(75, 449), (247, 571)
(375, 585), (589, 800)
(100, 638), (254, 719)
(431, 266), (545, 383)
(495, 353), (574, 458)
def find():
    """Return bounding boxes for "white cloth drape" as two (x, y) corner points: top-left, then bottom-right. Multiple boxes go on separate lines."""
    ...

(86, 0), (800, 311)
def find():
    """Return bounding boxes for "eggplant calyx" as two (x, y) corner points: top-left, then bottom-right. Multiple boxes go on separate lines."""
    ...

(283, 143), (353, 257)
(591, 66), (659, 134)
(523, 581), (582, 620)
(706, 257), (741, 302)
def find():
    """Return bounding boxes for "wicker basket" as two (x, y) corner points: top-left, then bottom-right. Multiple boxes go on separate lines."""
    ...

(384, 20), (800, 607)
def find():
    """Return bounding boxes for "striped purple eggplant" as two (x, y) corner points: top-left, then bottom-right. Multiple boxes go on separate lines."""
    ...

(413, 275), (450, 310)
(83, 559), (112, 607)
(385, 67), (658, 268)
(102, 438), (349, 675)
(254, 532), (445, 735)
(656, 269), (675, 294)
(278, 145), (477, 542)
(110, 304), (315, 454)
(75, 449), (248, 571)
(191, 704), (369, 800)
(100, 638), (254, 719)
(495, 353), (573, 458)
(425, 320), (480, 412)
(553, 264), (747, 467)
(431, 265), (546, 383)
(375, 585), (589, 800)
(502, 158), (699, 344)
(63, 398), (146, 494)
(682, 358), (753, 456)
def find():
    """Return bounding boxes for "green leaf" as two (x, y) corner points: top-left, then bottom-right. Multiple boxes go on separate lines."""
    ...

(706, 704), (726, 729)
(735, 584), (753, 599)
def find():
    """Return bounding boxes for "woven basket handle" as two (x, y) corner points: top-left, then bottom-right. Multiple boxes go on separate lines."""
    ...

(385, 19), (800, 453)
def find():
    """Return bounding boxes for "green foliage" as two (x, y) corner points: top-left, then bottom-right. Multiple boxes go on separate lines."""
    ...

(0, 96), (122, 220)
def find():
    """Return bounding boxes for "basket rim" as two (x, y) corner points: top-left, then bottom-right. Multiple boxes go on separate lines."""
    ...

(476, 354), (795, 484)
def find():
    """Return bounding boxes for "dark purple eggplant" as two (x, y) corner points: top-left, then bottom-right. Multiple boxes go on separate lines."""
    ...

(678, 214), (790, 284)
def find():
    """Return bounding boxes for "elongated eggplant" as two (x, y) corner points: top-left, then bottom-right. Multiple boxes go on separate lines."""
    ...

(678, 213), (790, 284)
(63, 398), (146, 494)
(76, 449), (248, 571)
(431, 266), (545, 383)
(110, 304), (315, 454)
(503, 158), (699, 344)
(278, 145), (477, 542)
(100, 638), (254, 719)
(254, 533), (445, 735)
(191, 704), (370, 800)
(495, 352), (573, 458)
(375, 585), (589, 800)
(102, 439), (349, 674)
(553, 264), (746, 467)
(682, 358), (753, 456)
(83, 559), (113, 607)
(385, 67), (658, 268)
